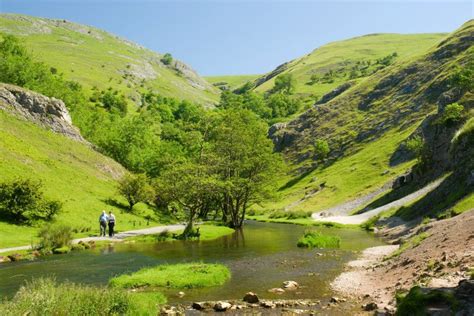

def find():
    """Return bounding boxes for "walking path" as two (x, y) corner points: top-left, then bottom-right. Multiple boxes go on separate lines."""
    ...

(0, 224), (185, 254)
(311, 178), (444, 225)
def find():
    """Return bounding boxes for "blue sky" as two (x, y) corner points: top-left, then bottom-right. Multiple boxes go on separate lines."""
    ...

(1, 1), (472, 76)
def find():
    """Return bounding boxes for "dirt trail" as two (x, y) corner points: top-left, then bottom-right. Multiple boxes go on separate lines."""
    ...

(311, 178), (444, 225)
(0, 224), (185, 254)
(332, 210), (474, 309)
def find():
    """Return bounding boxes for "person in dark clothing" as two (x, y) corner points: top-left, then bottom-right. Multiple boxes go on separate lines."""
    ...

(108, 211), (116, 237)
(99, 210), (108, 237)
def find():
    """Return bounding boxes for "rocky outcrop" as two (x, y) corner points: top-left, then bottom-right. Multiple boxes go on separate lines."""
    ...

(0, 83), (87, 143)
(315, 82), (354, 105)
(254, 62), (291, 88)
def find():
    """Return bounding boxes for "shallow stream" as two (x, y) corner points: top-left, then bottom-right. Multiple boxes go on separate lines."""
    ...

(0, 221), (384, 303)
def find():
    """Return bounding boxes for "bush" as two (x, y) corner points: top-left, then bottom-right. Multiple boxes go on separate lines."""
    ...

(441, 103), (464, 126)
(0, 179), (62, 224)
(405, 136), (424, 161)
(314, 139), (330, 161)
(161, 53), (173, 65)
(0, 278), (131, 316)
(37, 224), (73, 251)
(297, 230), (341, 248)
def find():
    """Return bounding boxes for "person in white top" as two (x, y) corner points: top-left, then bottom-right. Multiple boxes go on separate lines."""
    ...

(108, 211), (116, 237)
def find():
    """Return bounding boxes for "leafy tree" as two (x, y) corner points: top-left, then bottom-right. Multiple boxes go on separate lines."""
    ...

(210, 109), (281, 228)
(117, 174), (154, 211)
(96, 89), (128, 116)
(161, 53), (173, 65)
(273, 73), (295, 94)
(0, 179), (62, 224)
(154, 161), (218, 236)
(314, 139), (330, 161)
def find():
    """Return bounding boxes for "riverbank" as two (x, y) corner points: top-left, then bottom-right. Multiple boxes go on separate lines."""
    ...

(330, 210), (474, 312)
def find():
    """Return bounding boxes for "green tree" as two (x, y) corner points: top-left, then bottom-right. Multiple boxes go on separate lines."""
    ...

(0, 179), (62, 224)
(405, 136), (424, 162)
(154, 161), (218, 236)
(161, 53), (173, 65)
(314, 139), (330, 161)
(210, 109), (281, 228)
(273, 73), (295, 94)
(117, 174), (154, 211)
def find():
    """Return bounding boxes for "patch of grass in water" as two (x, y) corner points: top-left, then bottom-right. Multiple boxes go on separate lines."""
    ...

(297, 230), (341, 249)
(109, 263), (231, 289)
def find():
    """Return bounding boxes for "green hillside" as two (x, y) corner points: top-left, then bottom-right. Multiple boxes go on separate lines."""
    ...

(254, 33), (446, 102)
(0, 13), (219, 106)
(263, 21), (473, 214)
(205, 74), (260, 90)
(0, 109), (159, 248)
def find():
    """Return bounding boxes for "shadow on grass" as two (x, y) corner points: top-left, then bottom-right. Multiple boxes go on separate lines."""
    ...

(102, 198), (130, 212)
(278, 168), (314, 191)
(354, 180), (427, 215)
(394, 173), (473, 220)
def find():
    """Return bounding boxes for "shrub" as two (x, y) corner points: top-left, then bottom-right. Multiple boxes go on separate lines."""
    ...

(0, 278), (131, 316)
(0, 179), (62, 224)
(37, 224), (73, 251)
(109, 263), (231, 289)
(440, 103), (464, 126)
(297, 230), (341, 248)
(314, 139), (330, 161)
(161, 53), (173, 65)
(405, 136), (424, 161)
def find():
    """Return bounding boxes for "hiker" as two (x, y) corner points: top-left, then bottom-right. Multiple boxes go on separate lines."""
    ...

(99, 210), (108, 237)
(108, 211), (116, 237)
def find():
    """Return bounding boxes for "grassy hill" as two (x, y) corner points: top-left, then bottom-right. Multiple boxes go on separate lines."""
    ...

(253, 33), (446, 103)
(0, 108), (162, 248)
(205, 74), (260, 91)
(0, 13), (219, 106)
(262, 20), (473, 215)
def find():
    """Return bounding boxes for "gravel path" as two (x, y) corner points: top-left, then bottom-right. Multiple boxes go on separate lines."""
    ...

(0, 224), (185, 254)
(311, 178), (444, 225)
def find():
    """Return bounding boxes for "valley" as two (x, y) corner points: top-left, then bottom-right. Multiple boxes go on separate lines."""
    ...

(0, 9), (472, 316)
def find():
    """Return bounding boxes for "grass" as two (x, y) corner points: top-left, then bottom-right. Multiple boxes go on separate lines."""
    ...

(246, 214), (359, 229)
(205, 74), (260, 90)
(0, 110), (163, 248)
(396, 286), (458, 316)
(296, 230), (341, 249)
(109, 263), (231, 289)
(262, 127), (418, 215)
(254, 33), (445, 100)
(0, 278), (132, 315)
(0, 13), (219, 106)
(124, 224), (234, 243)
(389, 232), (430, 258)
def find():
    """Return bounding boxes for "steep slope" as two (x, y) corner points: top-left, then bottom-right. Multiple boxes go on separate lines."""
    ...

(0, 13), (219, 106)
(263, 20), (473, 214)
(0, 84), (158, 248)
(205, 74), (260, 91)
(254, 33), (445, 102)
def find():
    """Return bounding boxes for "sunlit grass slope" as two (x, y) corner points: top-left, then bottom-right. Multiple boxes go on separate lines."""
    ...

(254, 33), (445, 100)
(205, 74), (261, 90)
(0, 111), (158, 248)
(0, 13), (219, 106)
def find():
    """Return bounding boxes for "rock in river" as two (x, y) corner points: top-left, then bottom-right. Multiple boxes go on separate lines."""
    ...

(214, 301), (232, 311)
(243, 292), (259, 303)
(283, 280), (299, 290)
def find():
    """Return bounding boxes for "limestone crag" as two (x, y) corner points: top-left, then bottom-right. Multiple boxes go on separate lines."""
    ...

(0, 83), (87, 143)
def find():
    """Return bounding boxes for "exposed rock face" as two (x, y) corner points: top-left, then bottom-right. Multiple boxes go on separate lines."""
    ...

(0, 83), (87, 143)
(254, 62), (291, 87)
(315, 82), (354, 105)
